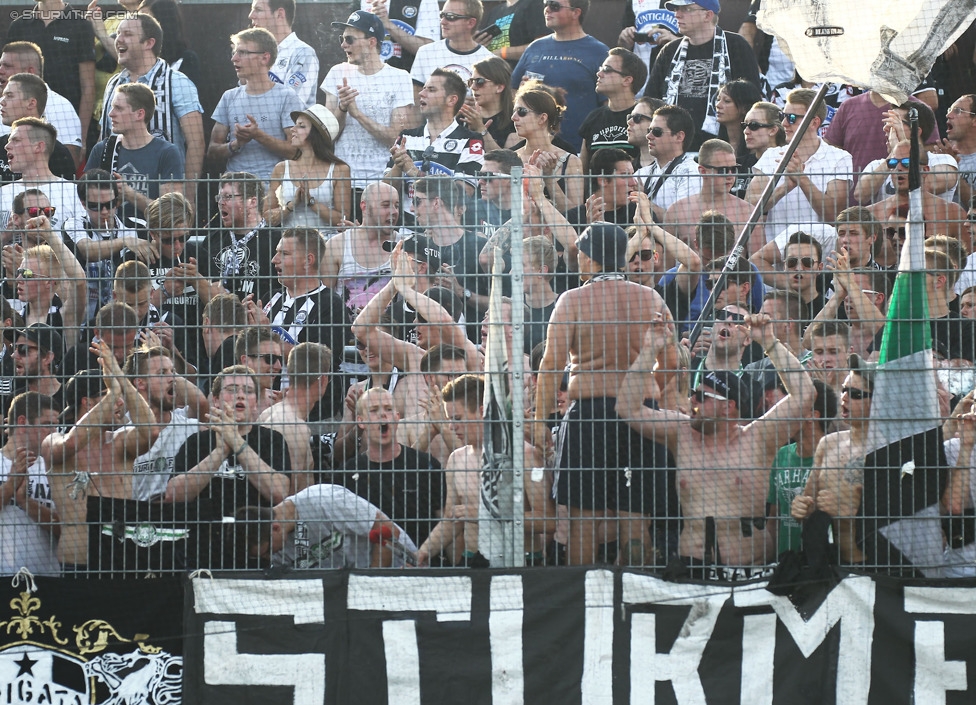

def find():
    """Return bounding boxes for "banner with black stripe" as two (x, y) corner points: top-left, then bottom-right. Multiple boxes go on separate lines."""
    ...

(184, 568), (976, 705)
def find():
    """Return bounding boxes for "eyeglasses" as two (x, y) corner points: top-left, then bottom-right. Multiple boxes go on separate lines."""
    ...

(785, 256), (817, 269)
(86, 199), (115, 212)
(476, 170), (504, 182)
(543, 1), (569, 11)
(231, 48), (265, 57)
(698, 163), (735, 174)
(886, 157), (911, 170)
(948, 105), (976, 117)
(13, 344), (37, 357)
(693, 388), (728, 402)
(468, 77), (489, 87)
(841, 385), (873, 400)
(355, 340), (368, 351)
(649, 126), (671, 138)
(440, 11), (474, 20)
(713, 308), (745, 322)
(15, 206), (56, 217)
(968, 212), (976, 222)
(215, 193), (243, 203)
(782, 112), (803, 125)
(221, 384), (257, 396)
(514, 106), (538, 117)
(598, 64), (625, 76)
(630, 249), (655, 262)
(627, 113), (652, 125)
(339, 35), (360, 45)
(15, 267), (42, 279)
(885, 226), (906, 241)
(248, 353), (283, 366)
(741, 121), (775, 131)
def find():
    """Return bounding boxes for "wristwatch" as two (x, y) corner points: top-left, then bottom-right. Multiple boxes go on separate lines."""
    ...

(307, 197), (316, 206)
(464, 288), (473, 300)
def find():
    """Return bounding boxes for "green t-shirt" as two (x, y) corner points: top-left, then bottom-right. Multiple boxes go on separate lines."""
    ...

(768, 442), (815, 555)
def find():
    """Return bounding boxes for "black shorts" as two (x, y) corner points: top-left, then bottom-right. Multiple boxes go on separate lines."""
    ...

(555, 397), (677, 514)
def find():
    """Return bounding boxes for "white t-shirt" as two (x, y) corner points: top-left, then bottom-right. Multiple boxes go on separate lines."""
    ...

(275, 484), (417, 569)
(0, 454), (60, 576)
(637, 153), (701, 212)
(130, 408), (200, 501)
(771, 222), (839, 262)
(271, 32), (320, 108)
(0, 178), (83, 231)
(861, 152), (958, 204)
(753, 140), (853, 238)
(322, 63), (414, 188)
(410, 39), (495, 87)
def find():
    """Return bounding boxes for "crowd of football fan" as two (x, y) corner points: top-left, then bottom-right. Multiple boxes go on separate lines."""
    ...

(3, 0), (976, 579)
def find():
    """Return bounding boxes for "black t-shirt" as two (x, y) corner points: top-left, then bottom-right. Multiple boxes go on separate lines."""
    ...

(0, 135), (76, 182)
(646, 32), (761, 149)
(525, 301), (555, 355)
(7, 8), (95, 111)
(338, 445), (444, 545)
(196, 227), (281, 306)
(578, 105), (640, 163)
(174, 425), (291, 520)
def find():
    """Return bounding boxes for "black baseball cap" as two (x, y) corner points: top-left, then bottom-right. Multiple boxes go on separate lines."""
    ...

(383, 234), (443, 270)
(576, 222), (629, 272)
(5, 323), (63, 365)
(696, 369), (751, 412)
(62, 369), (107, 410)
(332, 11), (386, 40)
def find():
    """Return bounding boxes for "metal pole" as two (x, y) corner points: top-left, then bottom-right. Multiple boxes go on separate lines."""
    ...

(686, 81), (833, 349)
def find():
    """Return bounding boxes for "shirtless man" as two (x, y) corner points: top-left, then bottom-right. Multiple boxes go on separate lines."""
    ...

(791, 356), (873, 565)
(418, 374), (549, 566)
(664, 139), (764, 255)
(868, 140), (967, 241)
(535, 222), (674, 566)
(321, 182), (401, 318)
(257, 342), (332, 493)
(617, 312), (816, 576)
(41, 341), (155, 572)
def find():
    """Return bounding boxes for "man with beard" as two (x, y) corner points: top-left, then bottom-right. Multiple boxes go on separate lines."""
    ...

(617, 312), (815, 578)
(7, 323), (61, 407)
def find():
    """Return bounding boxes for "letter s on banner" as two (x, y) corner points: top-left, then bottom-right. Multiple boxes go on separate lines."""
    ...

(195, 578), (326, 704)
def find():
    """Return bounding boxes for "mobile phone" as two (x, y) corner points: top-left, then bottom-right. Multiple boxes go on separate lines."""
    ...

(634, 31), (662, 44)
(478, 23), (502, 39)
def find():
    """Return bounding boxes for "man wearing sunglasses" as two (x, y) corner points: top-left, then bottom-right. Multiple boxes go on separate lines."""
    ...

(618, 311), (815, 578)
(636, 104), (700, 221)
(6, 323), (61, 406)
(578, 47), (646, 172)
(234, 326), (285, 415)
(409, 0), (494, 91)
(664, 138), (763, 250)
(511, 0), (607, 154)
(646, 0), (760, 150)
(866, 140), (967, 241)
(747, 89), (853, 241)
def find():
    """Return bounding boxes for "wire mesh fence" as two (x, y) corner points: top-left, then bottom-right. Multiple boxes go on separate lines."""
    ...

(0, 168), (973, 580)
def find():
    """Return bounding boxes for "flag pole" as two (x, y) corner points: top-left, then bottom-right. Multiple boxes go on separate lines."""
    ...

(686, 81), (832, 350)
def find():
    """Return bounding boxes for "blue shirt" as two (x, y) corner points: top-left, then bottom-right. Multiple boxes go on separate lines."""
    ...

(511, 35), (608, 153)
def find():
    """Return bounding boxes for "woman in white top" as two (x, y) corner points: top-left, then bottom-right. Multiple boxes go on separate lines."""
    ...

(265, 104), (352, 235)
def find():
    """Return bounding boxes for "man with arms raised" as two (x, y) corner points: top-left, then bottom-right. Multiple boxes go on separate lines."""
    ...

(535, 222), (675, 566)
(617, 312), (815, 577)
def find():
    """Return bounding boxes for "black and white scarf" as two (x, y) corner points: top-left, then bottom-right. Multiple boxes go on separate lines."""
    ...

(100, 58), (174, 143)
(663, 27), (730, 136)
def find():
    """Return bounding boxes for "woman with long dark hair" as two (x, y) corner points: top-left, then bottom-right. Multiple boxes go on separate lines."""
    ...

(265, 105), (351, 234)
(458, 56), (519, 151)
(715, 79), (764, 160)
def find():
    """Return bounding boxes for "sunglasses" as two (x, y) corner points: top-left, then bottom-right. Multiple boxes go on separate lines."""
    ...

(543, 0), (569, 10)
(785, 256), (817, 269)
(248, 353), (283, 366)
(630, 249), (655, 262)
(86, 199), (115, 211)
(14, 206), (56, 218)
(476, 170), (504, 181)
(627, 113), (652, 125)
(440, 11), (474, 20)
(648, 126), (669, 138)
(159, 235), (186, 244)
(842, 385), (872, 400)
(598, 64), (624, 76)
(355, 340), (368, 351)
(885, 226), (906, 240)
(782, 112), (804, 125)
(698, 163), (735, 174)
(339, 34), (359, 45)
(713, 308), (745, 322)
(467, 77), (489, 87)
(13, 344), (37, 356)
(514, 106), (538, 117)
(886, 157), (911, 170)
(968, 212), (976, 222)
